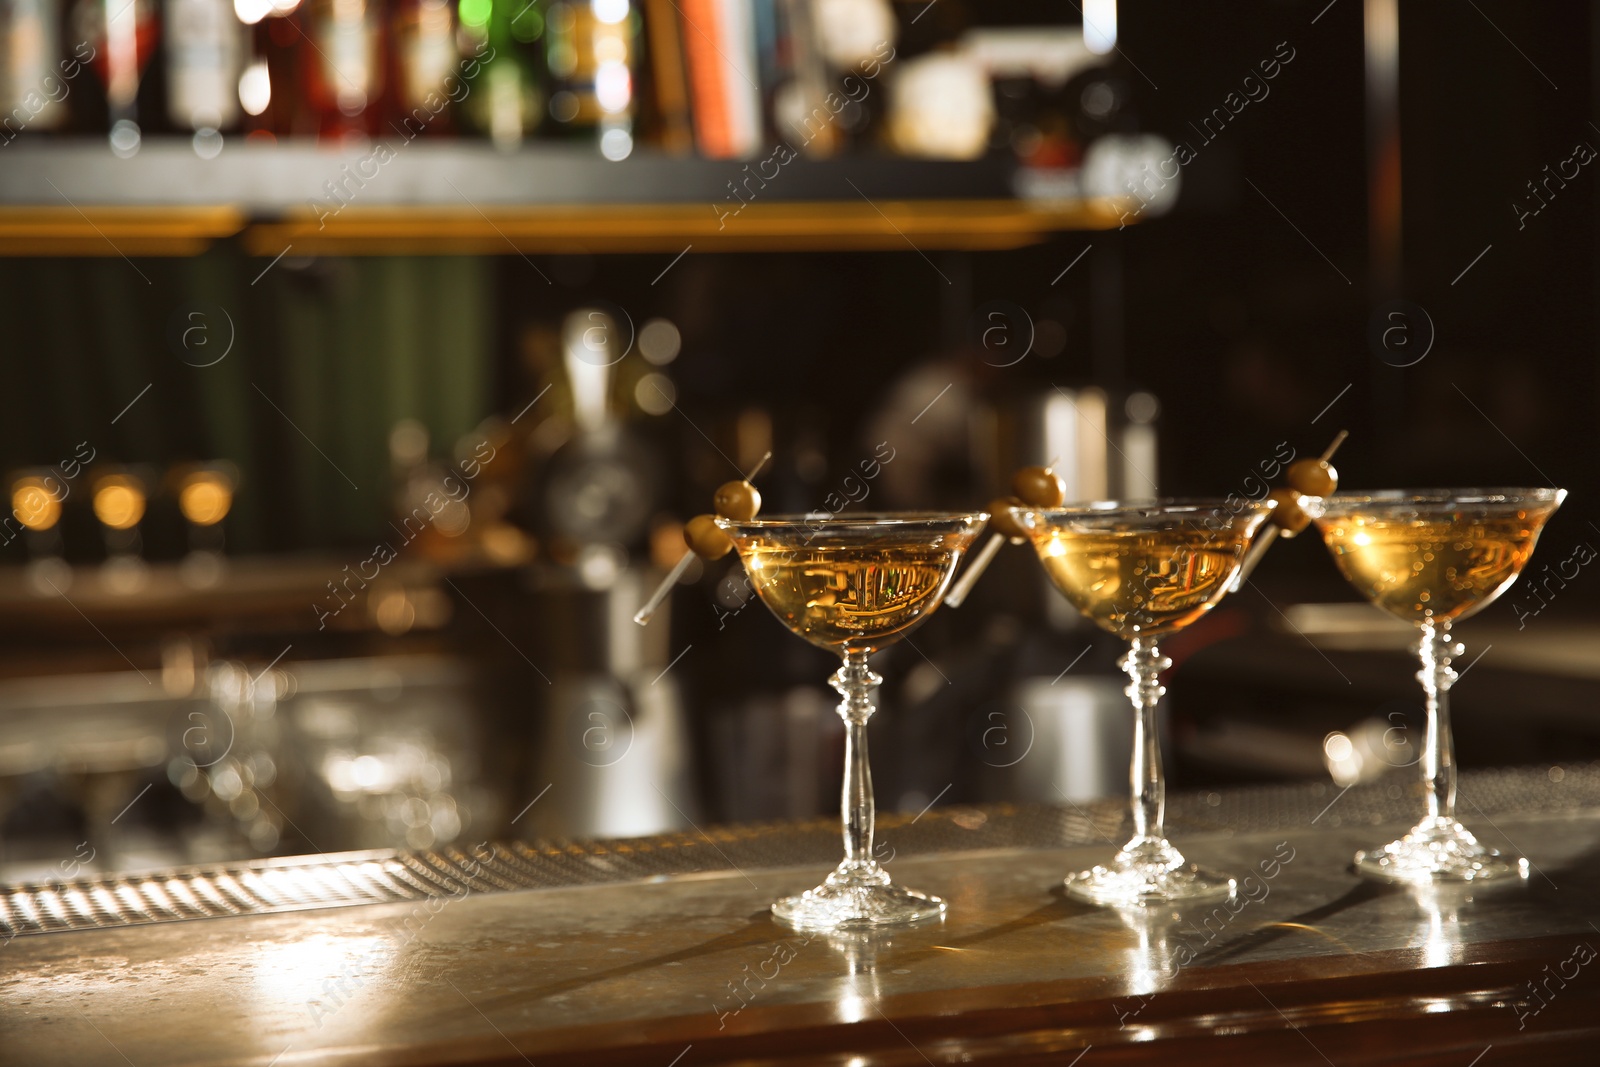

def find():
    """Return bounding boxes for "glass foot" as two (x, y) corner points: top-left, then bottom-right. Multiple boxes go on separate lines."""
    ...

(1354, 816), (1530, 883)
(1065, 837), (1237, 907)
(772, 862), (946, 931)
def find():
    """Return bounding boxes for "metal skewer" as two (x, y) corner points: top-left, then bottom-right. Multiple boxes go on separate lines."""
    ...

(632, 554), (697, 625)
(1229, 430), (1348, 592)
(944, 531), (1009, 608)
(947, 456), (1062, 610)
(633, 451), (771, 626)
(1227, 526), (1279, 595)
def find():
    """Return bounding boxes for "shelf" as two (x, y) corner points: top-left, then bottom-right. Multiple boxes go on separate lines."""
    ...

(0, 206), (245, 256)
(0, 141), (1021, 206)
(242, 198), (1127, 255)
(0, 141), (1128, 255)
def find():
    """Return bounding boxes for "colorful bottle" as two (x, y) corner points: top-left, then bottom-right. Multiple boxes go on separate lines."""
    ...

(391, 0), (458, 137)
(302, 0), (383, 140)
(546, 0), (636, 158)
(459, 0), (544, 149)
(237, 1), (305, 139)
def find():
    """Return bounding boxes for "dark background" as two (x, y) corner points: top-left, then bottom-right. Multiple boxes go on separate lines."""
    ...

(0, 0), (1595, 852)
(5, 2), (1592, 550)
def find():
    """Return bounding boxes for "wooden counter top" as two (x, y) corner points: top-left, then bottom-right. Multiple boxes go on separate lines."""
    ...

(4, 768), (1600, 1065)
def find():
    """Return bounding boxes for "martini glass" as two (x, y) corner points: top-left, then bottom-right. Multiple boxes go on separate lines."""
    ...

(1301, 489), (1565, 882)
(1014, 500), (1276, 906)
(716, 511), (987, 930)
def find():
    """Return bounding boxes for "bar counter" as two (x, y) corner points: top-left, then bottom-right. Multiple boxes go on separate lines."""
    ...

(4, 765), (1600, 1066)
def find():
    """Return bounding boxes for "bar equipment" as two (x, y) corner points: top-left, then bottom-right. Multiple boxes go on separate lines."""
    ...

(91, 469), (150, 594)
(9, 472), (73, 595)
(716, 511), (986, 930)
(522, 306), (695, 839)
(977, 674), (1132, 804)
(1302, 488), (1565, 882)
(175, 464), (237, 587)
(282, 655), (488, 852)
(1014, 499), (1274, 905)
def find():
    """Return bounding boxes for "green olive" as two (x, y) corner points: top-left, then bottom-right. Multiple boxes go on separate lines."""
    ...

(685, 514), (734, 559)
(713, 480), (761, 521)
(988, 497), (1030, 540)
(1286, 458), (1337, 497)
(1268, 487), (1312, 536)
(1012, 466), (1065, 507)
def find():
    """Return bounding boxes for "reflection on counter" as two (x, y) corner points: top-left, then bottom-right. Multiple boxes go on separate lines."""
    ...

(0, 652), (492, 881)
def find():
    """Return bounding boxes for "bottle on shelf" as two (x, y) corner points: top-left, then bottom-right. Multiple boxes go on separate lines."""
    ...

(0, 0), (71, 143)
(459, 0), (545, 150)
(164, 0), (245, 156)
(390, 0), (459, 138)
(73, 0), (163, 156)
(301, 0), (384, 140)
(638, 0), (691, 154)
(544, 0), (636, 159)
(792, 0), (896, 154)
(237, 0), (304, 140)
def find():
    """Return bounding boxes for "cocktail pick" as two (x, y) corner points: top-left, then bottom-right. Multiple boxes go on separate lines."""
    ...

(1228, 429), (1347, 592)
(633, 451), (772, 626)
(945, 464), (1065, 608)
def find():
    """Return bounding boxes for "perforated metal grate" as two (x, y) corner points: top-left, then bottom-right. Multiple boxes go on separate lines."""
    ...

(2, 762), (1595, 939)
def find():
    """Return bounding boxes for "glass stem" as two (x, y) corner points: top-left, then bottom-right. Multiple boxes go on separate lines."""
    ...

(1122, 637), (1171, 847)
(1418, 620), (1462, 824)
(832, 651), (882, 871)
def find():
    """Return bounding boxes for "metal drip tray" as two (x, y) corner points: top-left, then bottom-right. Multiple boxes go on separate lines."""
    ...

(3, 762), (1597, 939)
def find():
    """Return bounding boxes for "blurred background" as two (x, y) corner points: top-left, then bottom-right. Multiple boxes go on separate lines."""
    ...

(0, 0), (1594, 882)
